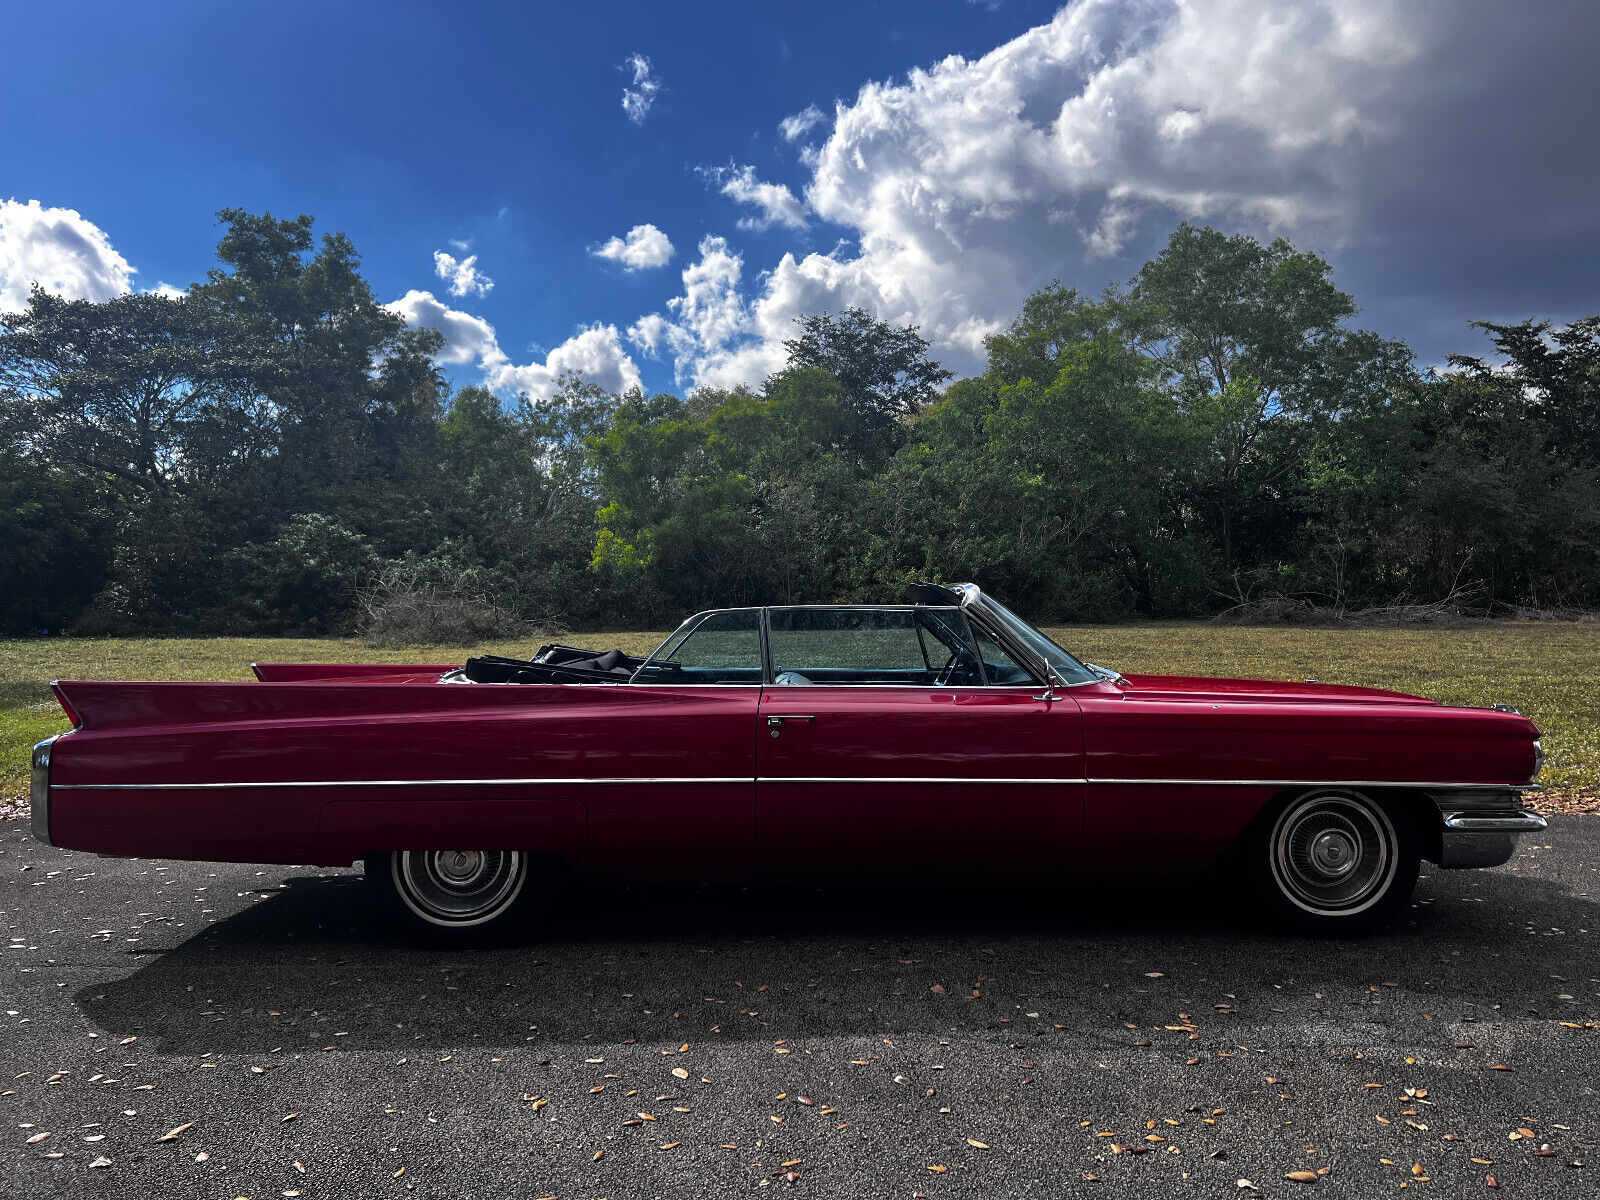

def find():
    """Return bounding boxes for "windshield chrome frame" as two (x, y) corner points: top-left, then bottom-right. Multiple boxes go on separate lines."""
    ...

(947, 583), (1101, 689)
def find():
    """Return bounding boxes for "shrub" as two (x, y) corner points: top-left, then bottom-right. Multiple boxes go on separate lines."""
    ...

(355, 559), (525, 646)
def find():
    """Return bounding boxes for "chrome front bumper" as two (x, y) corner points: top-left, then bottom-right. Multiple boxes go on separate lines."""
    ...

(1427, 787), (1546, 868)
(1442, 810), (1549, 834)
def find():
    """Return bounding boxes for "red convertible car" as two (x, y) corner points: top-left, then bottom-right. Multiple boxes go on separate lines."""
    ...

(31, 583), (1544, 936)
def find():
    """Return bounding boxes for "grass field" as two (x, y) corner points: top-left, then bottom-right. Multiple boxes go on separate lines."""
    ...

(2, 623), (1594, 814)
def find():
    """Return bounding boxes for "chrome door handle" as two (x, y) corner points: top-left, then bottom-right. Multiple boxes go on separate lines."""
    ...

(766, 714), (815, 727)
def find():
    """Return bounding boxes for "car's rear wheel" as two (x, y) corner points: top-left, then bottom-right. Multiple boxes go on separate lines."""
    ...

(365, 849), (532, 937)
(1251, 790), (1419, 932)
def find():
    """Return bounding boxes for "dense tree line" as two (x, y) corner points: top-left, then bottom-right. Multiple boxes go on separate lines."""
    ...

(3, 211), (1597, 637)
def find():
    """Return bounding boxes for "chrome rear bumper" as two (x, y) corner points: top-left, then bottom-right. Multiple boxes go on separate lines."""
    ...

(30, 736), (57, 847)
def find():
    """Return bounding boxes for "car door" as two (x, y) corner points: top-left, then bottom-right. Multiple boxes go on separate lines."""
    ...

(755, 606), (1084, 865)
(579, 609), (765, 859)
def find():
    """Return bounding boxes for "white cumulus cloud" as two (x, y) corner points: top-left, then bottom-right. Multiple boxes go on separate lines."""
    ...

(635, 0), (1436, 389)
(621, 53), (661, 125)
(407, 1), (1584, 396)
(484, 324), (642, 399)
(590, 223), (675, 271)
(388, 288), (641, 401)
(0, 198), (136, 313)
(779, 104), (827, 142)
(625, 312), (671, 358)
(432, 250), (494, 298)
(626, 236), (789, 388)
(705, 165), (808, 232)
(386, 289), (500, 365)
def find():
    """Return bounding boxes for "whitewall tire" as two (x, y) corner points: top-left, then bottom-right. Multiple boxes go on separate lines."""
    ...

(1251, 790), (1419, 932)
(366, 849), (531, 937)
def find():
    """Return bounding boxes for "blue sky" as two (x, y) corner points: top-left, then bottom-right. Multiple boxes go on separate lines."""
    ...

(4, 0), (1598, 398)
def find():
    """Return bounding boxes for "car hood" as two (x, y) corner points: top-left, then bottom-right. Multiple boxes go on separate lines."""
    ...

(1115, 673), (1440, 706)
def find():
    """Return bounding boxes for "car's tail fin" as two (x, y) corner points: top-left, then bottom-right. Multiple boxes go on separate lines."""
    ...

(45, 679), (464, 733)
(250, 662), (456, 682)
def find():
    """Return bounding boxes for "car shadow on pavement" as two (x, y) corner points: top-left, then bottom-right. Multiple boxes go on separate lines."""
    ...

(76, 859), (1595, 1059)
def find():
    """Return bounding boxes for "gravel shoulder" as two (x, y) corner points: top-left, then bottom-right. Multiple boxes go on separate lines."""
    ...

(2, 821), (1598, 1199)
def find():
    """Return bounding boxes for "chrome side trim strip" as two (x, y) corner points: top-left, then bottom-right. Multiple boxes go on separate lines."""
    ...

(53, 776), (1540, 791)
(1086, 778), (1538, 791)
(54, 776), (755, 791)
(760, 777), (1084, 784)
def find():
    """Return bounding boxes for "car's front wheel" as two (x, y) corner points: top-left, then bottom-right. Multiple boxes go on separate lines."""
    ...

(1250, 790), (1419, 933)
(365, 849), (532, 938)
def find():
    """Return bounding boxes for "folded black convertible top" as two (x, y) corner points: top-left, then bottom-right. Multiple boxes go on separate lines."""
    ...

(461, 644), (646, 684)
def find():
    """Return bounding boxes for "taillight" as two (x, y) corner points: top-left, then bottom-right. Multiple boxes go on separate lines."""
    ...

(50, 682), (81, 729)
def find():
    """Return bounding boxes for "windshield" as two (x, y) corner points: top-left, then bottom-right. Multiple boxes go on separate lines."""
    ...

(971, 592), (1098, 686)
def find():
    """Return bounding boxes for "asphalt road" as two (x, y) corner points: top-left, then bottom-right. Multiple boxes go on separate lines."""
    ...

(2, 820), (1597, 1200)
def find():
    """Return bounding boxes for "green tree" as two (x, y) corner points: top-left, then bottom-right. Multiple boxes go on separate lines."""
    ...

(0, 288), (236, 494)
(870, 326), (1206, 617)
(188, 208), (446, 514)
(781, 307), (953, 464)
(1128, 223), (1413, 574)
(1448, 316), (1600, 465)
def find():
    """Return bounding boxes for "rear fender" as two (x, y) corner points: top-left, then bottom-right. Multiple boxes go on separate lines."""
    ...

(319, 796), (588, 861)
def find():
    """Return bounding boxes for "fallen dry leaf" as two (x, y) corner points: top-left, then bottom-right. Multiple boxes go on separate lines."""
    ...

(967, 1139), (989, 1149)
(157, 1122), (194, 1141)
(1285, 1169), (1318, 1183)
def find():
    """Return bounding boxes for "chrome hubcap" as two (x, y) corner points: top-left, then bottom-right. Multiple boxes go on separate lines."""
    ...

(434, 850), (487, 886)
(392, 850), (526, 927)
(1271, 793), (1397, 915)
(1309, 829), (1357, 876)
